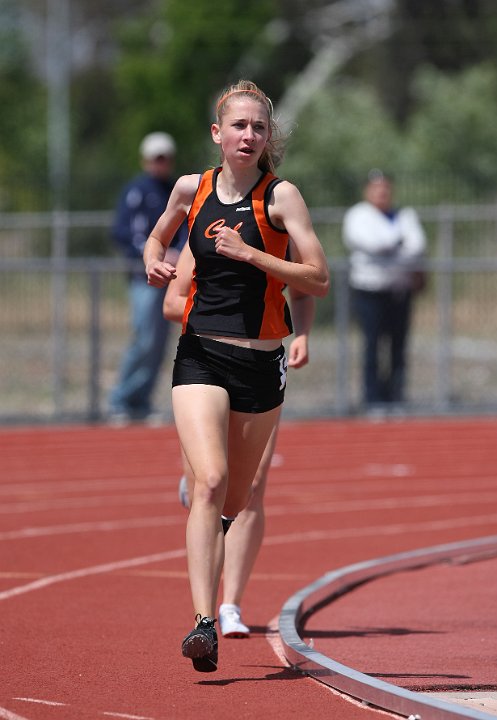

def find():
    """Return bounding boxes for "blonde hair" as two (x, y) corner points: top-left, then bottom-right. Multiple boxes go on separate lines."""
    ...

(215, 80), (285, 173)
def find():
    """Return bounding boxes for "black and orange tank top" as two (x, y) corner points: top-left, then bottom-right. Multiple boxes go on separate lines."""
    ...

(182, 167), (293, 339)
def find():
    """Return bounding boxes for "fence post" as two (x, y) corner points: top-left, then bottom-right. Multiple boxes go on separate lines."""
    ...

(51, 209), (68, 418)
(435, 206), (454, 411)
(334, 259), (351, 415)
(88, 263), (101, 421)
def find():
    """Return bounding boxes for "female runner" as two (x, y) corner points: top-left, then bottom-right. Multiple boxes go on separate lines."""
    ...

(144, 79), (329, 672)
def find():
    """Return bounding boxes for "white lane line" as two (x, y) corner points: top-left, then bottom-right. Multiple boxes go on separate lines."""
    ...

(13, 698), (66, 707)
(265, 614), (288, 665)
(269, 490), (497, 513)
(270, 471), (497, 489)
(0, 708), (30, 720)
(263, 513), (497, 546)
(3, 489), (497, 544)
(0, 516), (183, 541)
(12, 698), (157, 720)
(266, 490), (497, 516)
(0, 548), (186, 602)
(0, 492), (175, 514)
(2, 513), (496, 603)
(0, 476), (174, 497)
(101, 712), (156, 719)
(3, 469), (495, 500)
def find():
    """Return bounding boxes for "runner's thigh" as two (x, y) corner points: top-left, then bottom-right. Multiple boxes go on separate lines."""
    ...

(172, 384), (230, 488)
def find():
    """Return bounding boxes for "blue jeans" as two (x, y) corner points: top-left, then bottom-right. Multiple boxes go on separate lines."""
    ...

(353, 288), (412, 405)
(109, 278), (170, 417)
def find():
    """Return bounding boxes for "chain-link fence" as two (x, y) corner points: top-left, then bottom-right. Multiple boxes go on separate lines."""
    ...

(1, 205), (497, 424)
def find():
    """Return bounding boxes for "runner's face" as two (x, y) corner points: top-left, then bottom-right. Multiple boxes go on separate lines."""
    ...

(212, 98), (270, 166)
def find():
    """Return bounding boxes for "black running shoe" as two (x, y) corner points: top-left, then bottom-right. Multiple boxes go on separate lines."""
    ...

(181, 615), (218, 672)
(221, 515), (235, 535)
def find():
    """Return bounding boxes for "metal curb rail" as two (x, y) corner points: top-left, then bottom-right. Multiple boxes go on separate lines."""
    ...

(279, 535), (497, 720)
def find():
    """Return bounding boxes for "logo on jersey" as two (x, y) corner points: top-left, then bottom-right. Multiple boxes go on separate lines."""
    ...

(205, 218), (243, 239)
(236, 206), (251, 212)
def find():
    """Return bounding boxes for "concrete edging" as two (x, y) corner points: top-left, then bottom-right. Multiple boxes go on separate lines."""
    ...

(279, 535), (497, 720)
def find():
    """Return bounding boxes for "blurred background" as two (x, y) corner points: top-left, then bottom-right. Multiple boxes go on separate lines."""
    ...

(2, 0), (497, 423)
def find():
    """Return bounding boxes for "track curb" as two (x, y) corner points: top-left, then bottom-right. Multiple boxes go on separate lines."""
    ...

(279, 535), (497, 720)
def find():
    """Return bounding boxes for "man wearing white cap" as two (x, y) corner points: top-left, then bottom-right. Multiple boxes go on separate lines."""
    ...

(109, 132), (187, 422)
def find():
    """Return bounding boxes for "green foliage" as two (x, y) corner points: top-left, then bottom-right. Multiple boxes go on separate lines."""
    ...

(405, 63), (497, 199)
(112, 0), (277, 175)
(8, 0), (497, 223)
(281, 61), (497, 207)
(356, 0), (497, 124)
(71, 67), (123, 209)
(280, 81), (403, 205)
(0, 0), (46, 210)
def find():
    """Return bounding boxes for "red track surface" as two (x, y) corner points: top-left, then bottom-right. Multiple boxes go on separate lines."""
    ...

(1, 417), (496, 720)
(305, 555), (497, 693)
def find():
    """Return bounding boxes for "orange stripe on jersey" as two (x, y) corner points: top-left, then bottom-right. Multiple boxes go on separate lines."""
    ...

(188, 170), (215, 233)
(252, 174), (291, 338)
(182, 270), (197, 335)
(183, 170), (215, 331)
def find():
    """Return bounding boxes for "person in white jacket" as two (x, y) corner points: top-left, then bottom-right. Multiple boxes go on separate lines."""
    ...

(342, 170), (426, 407)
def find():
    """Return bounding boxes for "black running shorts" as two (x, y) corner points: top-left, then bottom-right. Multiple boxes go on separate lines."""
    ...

(172, 334), (287, 413)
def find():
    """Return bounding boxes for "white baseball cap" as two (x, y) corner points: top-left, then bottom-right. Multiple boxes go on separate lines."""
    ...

(139, 132), (176, 159)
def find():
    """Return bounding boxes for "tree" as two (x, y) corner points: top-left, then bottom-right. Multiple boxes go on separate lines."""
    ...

(350, 0), (497, 125)
(10, 0), (497, 215)
(0, 0), (46, 210)
(111, 0), (278, 175)
(280, 80), (403, 206)
(406, 63), (497, 198)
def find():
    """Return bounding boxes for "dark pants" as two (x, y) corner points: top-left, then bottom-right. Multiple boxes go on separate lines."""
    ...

(353, 288), (413, 405)
(109, 279), (170, 417)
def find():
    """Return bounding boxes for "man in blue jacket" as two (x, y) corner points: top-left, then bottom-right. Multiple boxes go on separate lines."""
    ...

(109, 132), (187, 422)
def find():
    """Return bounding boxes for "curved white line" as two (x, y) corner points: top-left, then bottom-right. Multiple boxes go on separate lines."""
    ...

(0, 492), (174, 514)
(2, 514), (497, 602)
(12, 699), (65, 707)
(263, 512), (497, 546)
(0, 708), (29, 720)
(0, 516), (181, 541)
(101, 712), (156, 719)
(0, 548), (186, 602)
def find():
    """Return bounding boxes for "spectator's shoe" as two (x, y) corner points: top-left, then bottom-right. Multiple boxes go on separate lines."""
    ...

(107, 411), (131, 428)
(181, 615), (218, 672)
(219, 604), (250, 638)
(143, 411), (164, 427)
(178, 475), (190, 509)
(107, 407), (162, 427)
